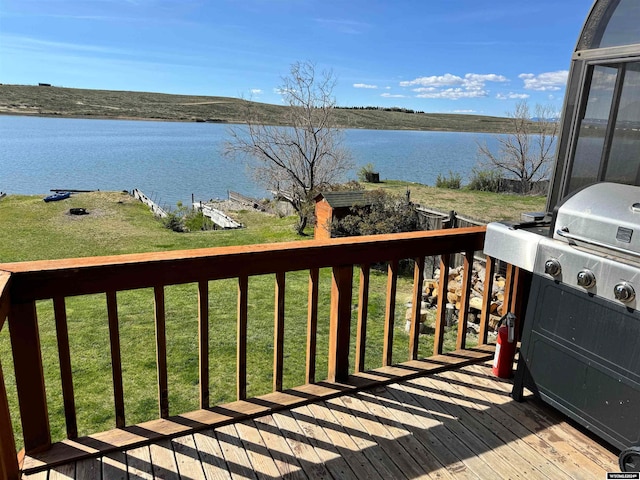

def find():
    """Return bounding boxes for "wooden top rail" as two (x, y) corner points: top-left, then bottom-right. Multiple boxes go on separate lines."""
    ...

(0, 227), (485, 303)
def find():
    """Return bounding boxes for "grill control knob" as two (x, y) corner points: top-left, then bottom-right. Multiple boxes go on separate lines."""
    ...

(544, 258), (562, 277)
(577, 269), (596, 289)
(614, 282), (635, 303)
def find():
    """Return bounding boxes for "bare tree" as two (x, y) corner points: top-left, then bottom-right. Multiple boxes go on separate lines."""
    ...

(225, 61), (352, 234)
(476, 101), (558, 194)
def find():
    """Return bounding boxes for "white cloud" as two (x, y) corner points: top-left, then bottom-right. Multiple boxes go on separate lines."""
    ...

(415, 88), (488, 99)
(400, 73), (464, 88)
(250, 89), (263, 95)
(496, 92), (530, 100)
(273, 87), (294, 95)
(519, 71), (568, 91)
(411, 87), (438, 93)
(452, 109), (477, 114)
(353, 83), (378, 89)
(381, 93), (406, 98)
(399, 72), (507, 100)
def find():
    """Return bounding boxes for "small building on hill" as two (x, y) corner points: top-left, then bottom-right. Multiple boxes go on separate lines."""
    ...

(314, 191), (371, 239)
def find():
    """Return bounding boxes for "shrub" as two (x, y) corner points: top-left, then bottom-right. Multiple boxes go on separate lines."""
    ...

(163, 211), (188, 232)
(467, 168), (502, 192)
(163, 201), (214, 232)
(357, 163), (380, 183)
(435, 171), (461, 189)
(331, 190), (420, 237)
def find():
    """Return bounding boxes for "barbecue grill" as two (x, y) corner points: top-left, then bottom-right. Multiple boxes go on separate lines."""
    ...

(483, 0), (640, 470)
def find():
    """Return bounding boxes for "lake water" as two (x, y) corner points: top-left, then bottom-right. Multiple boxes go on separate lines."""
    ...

(0, 115), (499, 208)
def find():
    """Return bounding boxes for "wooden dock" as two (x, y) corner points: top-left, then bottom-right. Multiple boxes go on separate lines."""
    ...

(132, 189), (167, 218)
(194, 202), (242, 229)
(24, 361), (619, 479)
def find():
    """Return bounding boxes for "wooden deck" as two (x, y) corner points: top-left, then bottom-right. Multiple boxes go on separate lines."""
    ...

(24, 361), (620, 480)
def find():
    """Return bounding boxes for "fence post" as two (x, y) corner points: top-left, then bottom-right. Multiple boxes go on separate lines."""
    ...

(328, 265), (353, 383)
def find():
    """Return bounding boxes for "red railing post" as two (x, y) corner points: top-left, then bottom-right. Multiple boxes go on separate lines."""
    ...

(328, 265), (353, 383)
(9, 301), (51, 454)
(0, 359), (18, 480)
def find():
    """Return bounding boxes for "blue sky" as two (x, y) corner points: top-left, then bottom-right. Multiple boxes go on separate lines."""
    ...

(1, 0), (594, 117)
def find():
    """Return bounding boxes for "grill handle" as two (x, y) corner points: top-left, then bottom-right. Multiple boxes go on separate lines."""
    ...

(555, 229), (640, 259)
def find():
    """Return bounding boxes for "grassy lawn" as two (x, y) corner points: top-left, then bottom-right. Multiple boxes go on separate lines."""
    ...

(0, 189), (487, 447)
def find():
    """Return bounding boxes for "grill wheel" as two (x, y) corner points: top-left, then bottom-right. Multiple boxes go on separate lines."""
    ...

(619, 446), (640, 472)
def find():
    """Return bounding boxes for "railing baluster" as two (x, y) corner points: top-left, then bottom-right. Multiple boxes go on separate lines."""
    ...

(433, 254), (451, 355)
(53, 296), (77, 438)
(383, 259), (399, 367)
(106, 291), (125, 428)
(306, 268), (319, 384)
(355, 264), (370, 373)
(408, 257), (425, 360)
(9, 301), (51, 453)
(328, 265), (353, 382)
(456, 251), (474, 350)
(273, 272), (285, 392)
(478, 255), (496, 345)
(0, 359), (18, 480)
(237, 276), (248, 400)
(198, 281), (209, 409)
(154, 286), (169, 419)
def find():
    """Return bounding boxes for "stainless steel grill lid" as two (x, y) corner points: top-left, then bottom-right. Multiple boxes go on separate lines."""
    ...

(554, 182), (640, 257)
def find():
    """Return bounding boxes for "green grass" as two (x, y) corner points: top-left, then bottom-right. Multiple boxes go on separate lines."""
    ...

(0, 190), (477, 448)
(0, 192), (304, 261)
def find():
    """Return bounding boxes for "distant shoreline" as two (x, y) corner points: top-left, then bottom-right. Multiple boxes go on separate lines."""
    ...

(0, 84), (518, 134)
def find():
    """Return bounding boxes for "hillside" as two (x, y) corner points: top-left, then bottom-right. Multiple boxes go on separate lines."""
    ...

(0, 84), (517, 133)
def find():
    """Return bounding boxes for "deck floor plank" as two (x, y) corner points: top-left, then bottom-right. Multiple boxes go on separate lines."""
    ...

(329, 395), (435, 479)
(192, 431), (232, 480)
(305, 401), (391, 480)
(48, 462), (75, 480)
(435, 367), (577, 480)
(288, 405), (360, 480)
(126, 445), (154, 480)
(74, 457), (100, 480)
(270, 410), (333, 480)
(172, 434), (207, 480)
(395, 378), (532, 480)
(448, 365), (615, 479)
(251, 414), (307, 479)
(465, 364), (620, 473)
(310, 403), (407, 480)
(215, 423), (258, 480)
(368, 384), (499, 480)
(24, 359), (619, 480)
(149, 439), (179, 480)
(102, 451), (127, 480)
(233, 420), (287, 480)
(346, 391), (469, 480)
(20, 471), (48, 480)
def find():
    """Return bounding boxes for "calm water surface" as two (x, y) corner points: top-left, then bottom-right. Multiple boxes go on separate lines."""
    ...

(0, 115), (497, 208)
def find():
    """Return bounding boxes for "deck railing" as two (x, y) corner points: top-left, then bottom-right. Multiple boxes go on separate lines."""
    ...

(0, 227), (525, 479)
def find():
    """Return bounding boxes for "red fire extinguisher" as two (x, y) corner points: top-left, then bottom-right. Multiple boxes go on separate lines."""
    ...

(492, 313), (517, 378)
